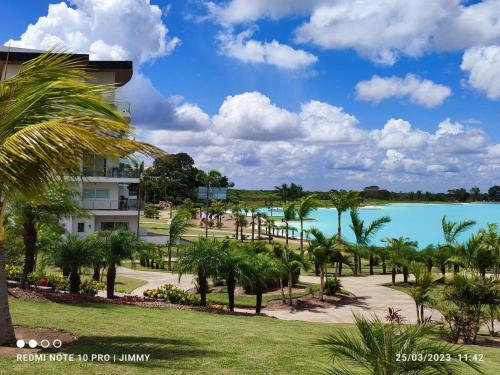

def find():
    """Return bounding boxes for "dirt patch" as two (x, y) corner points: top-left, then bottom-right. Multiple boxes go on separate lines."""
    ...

(265, 291), (357, 311)
(0, 326), (76, 358)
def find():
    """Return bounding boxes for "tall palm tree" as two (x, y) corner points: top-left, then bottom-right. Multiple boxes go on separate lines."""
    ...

(177, 237), (222, 306)
(330, 190), (361, 241)
(0, 51), (157, 345)
(249, 207), (257, 241)
(282, 202), (297, 246)
(197, 169), (222, 238)
(219, 242), (246, 311)
(319, 313), (482, 375)
(442, 215), (476, 273)
(384, 237), (417, 285)
(409, 261), (435, 324)
(231, 203), (240, 240)
(296, 194), (318, 256)
(166, 209), (190, 271)
(308, 228), (337, 301)
(274, 183), (290, 203)
(51, 235), (94, 294)
(350, 209), (391, 275)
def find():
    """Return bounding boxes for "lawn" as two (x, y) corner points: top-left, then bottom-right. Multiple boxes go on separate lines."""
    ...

(113, 276), (148, 294)
(5, 299), (497, 375)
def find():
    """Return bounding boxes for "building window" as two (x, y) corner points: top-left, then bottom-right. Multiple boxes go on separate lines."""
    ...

(100, 222), (128, 231)
(83, 188), (110, 199)
(77, 222), (85, 233)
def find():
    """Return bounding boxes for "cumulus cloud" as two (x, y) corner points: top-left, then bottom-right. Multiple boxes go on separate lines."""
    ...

(300, 101), (364, 142)
(217, 29), (317, 70)
(6, 0), (179, 63)
(355, 74), (452, 107)
(219, 0), (500, 65)
(461, 45), (500, 100)
(213, 91), (302, 141)
(372, 119), (430, 149)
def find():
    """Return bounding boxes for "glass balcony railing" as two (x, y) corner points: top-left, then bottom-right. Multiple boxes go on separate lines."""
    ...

(78, 199), (144, 210)
(82, 167), (140, 178)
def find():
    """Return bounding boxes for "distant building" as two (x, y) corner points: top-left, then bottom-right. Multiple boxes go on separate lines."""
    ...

(0, 46), (143, 236)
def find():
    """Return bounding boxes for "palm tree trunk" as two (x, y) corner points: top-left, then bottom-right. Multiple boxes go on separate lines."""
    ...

(358, 256), (362, 274)
(285, 223), (289, 246)
(205, 185), (209, 238)
(257, 219), (261, 240)
(392, 266), (396, 285)
(69, 268), (80, 294)
(353, 253), (358, 276)
(279, 277), (286, 303)
(235, 220), (239, 240)
(92, 266), (100, 281)
(440, 264), (446, 276)
(415, 302), (421, 325)
(255, 289), (263, 314)
(288, 270), (293, 306)
(167, 242), (173, 271)
(227, 275), (236, 312)
(337, 212), (342, 240)
(198, 270), (207, 306)
(300, 219), (304, 256)
(403, 266), (409, 283)
(338, 262), (343, 276)
(420, 304), (424, 324)
(107, 263), (116, 298)
(320, 266), (325, 301)
(240, 222), (243, 242)
(268, 225), (272, 244)
(0, 203), (17, 346)
(382, 261), (386, 274)
(369, 254), (374, 275)
(251, 216), (255, 242)
(21, 218), (37, 288)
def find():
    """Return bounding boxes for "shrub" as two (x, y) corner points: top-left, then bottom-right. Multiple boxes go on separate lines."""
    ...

(143, 284), (201, 306)
(144, 205), (160, 219)
(27, 271), (46, 285)
(35, 276), (50, 287)
(5, 264), (22, 281)
(324, 277), (342, 296)
(80, 278), (105, 296)
(48, 274), (69, 291)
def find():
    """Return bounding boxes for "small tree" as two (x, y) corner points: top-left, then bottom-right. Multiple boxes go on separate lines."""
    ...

(409, 262), (434, 324)
(176, 237), (222, 306)
(166, 209), (190, 271)
(51, 235), (93, 294)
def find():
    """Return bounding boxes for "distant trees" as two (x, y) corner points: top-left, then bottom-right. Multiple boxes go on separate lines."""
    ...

(274, 183), (303, 202)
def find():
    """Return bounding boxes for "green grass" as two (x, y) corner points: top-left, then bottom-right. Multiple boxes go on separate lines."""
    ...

(3, 299), (497, 375)
(112, 276), (148, 294)
(206, 285), (318, 308)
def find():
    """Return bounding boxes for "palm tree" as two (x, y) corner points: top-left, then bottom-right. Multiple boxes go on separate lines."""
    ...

(51, 235), (94, 294)
(197, 170), (223, 238)
(274, 183), (290, 203)
(0, 51), (157, 345)
(409, 262), (435, 324)
(231, 204), (240, 240)
(264, 217), (275, 244)
(250, 207), (257, 241)
(442, 215), (476, 273)
(296, 194), (318, 256)
(12, 184), (84, 287)
(219, 242), (246, 311)
(282, 202), (297, 246)
(330, 190), (361, 241)
(240, 252), (282, 313)
(166, 209), (190, 271)
(384, 237), (417, 285)
(319, 313), (482, 375)
(98, 230), (138, 298)
(308, 228), (337, 301)
(176, 237), (222, 306)
(350, 209), (391, 275)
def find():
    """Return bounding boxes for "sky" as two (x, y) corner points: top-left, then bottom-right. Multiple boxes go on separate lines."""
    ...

(2, 0), (500, 192)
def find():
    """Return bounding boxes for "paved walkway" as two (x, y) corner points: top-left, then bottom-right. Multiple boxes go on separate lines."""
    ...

(264, 274), (442, 324)
(97, 266), (195, 298)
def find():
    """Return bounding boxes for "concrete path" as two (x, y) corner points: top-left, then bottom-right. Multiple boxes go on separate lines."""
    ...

(97, 266), (195, 298)
(264, 274), (442, 324)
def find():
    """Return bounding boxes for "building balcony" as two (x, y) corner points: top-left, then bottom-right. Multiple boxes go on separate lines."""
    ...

(82, 167), (140, 178)
(78, 199), (144, 211)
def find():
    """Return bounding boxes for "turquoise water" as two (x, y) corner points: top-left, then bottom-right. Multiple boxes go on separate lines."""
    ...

(258, 203), (500, 247)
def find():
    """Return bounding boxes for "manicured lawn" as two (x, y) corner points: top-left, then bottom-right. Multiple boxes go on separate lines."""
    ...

(112, 276), (148, 294)
(4, 299), (498, 375)
(206, 285), (318, 308)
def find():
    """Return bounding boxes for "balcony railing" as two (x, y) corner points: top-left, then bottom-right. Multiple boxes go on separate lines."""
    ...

(78, 199), (144, 210)
(82, 167), (140, 178)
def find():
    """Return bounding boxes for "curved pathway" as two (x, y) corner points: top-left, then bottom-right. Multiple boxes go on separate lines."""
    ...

(264, 274), (442, 324)
(115, 266), (195, 296)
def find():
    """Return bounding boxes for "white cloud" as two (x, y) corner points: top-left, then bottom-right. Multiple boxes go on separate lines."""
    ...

(217, 29), (317, 70)
(372, 119), (430, 149)
(435, 118), (464, 137)
(356, 74), (451, 107)
(6, 0), (179, 63)
(292, 0), (500, 65)
(213, 91), (302, 141)
(461, 45), (500, 100)
(300, 100), (364, 142)
(207, 0), (321, 26)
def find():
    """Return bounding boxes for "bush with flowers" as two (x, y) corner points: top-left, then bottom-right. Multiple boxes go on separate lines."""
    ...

(80, 278), (105, 296)
(144, 284), (201, 306)
(6, 264), (22, 281)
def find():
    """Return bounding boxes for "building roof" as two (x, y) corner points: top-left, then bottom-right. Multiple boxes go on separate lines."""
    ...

(0, 45), (133, 85)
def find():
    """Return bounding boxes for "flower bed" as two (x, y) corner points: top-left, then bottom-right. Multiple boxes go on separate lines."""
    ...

(143, 284), (201, 306)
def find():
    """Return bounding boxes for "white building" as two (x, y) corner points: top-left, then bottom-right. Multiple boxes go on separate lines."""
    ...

(0, 46), (143, 236)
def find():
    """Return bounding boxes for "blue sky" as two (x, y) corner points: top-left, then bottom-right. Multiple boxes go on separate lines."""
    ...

(2, 0), (500, 192)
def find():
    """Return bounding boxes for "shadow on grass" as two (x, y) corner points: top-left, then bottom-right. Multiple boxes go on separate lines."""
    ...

(66, 335), (219, 368)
